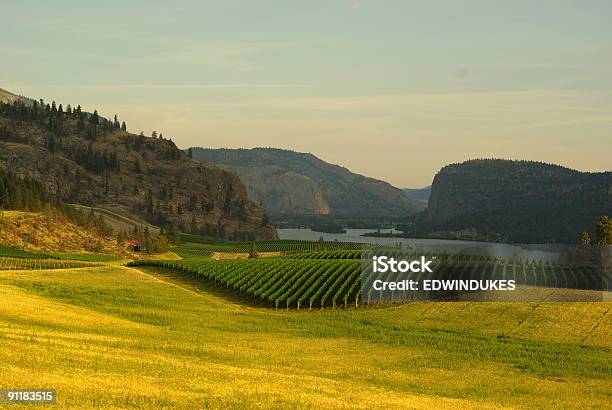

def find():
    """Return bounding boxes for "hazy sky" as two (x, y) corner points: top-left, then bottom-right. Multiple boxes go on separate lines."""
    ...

(3, 1), (611, 187)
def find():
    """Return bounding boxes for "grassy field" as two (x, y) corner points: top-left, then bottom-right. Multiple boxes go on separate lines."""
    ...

(0, 264), (610, 409)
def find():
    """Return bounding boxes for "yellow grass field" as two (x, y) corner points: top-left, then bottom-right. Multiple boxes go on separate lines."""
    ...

(0, 211), (127, 256)
(0, 265), (610, 409)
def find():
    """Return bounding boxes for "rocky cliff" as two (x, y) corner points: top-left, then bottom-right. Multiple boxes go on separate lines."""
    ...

(419, 159), (612, 243)
(190, 147), (424, 217)
(0, 90), (277, 240)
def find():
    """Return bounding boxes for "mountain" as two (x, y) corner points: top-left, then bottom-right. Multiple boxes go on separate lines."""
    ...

(189, 147), (424, 217)
(0, 88), (35, 105)
(0, 88), (21, 104)
(0, 89), (276, 241)
(409, 159), (612, 243)
(402, 186), (431, 204)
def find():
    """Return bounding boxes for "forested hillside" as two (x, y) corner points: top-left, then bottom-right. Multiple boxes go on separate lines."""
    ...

(0, 91), (276, 241)
(407, 159), (612, 243)
(189, 147), (424, 217)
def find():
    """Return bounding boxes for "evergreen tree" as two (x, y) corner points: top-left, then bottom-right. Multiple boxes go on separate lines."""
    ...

(47, 134), (56, 153)
(249, 242), (259, 258)
(116, 231), (126, 246)
(580, 232), (591, 247)
(146, 189), (154, 215)
(143, 226), (151, 251)
(596, 216), (612, 246)
(168, 223), (181, 244)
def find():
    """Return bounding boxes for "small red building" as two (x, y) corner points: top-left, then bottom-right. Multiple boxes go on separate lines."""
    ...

(126, 240), (141, 252)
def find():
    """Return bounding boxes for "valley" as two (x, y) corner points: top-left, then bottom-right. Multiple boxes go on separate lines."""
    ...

(3, 2), (612, 408)
(0, 87), (610, 409)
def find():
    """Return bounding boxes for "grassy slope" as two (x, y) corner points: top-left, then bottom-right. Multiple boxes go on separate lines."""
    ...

(68, 204), (162, 235)
(0, 265), (610, 409)
(0, 210), (127, 256)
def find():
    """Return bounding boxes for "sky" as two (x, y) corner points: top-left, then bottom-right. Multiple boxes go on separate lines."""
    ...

(2, 0), (611, 187)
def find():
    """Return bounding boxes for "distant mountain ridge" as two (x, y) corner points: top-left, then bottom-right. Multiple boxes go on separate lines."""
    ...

(189, 147), (424, 217)
(411, 159), (612, 243)
(402, 186), (431, 204)
(0, 88), (25, 104)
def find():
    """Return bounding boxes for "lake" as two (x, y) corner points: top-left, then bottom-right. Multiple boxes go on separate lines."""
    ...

(277, 228), (566, 261)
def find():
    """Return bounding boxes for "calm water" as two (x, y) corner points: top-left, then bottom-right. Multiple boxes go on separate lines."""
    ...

(277, 228), (564, 261)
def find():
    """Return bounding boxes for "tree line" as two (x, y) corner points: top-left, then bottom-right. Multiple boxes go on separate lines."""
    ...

(0, 168), (178, 253)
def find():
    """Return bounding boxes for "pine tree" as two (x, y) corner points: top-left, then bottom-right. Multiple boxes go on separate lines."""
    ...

(47, 134), (56, 153)
(168, 223), (181, 244)
(143, 226), (151, 252)
(117, 231), (125, 245)
(596, 216), (612, 245)
(249, 242), (258, 258)
(146, 189), (154, 215)
(580, 232), (591, 247)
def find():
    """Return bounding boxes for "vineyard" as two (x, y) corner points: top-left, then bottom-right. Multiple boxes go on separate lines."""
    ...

(177, 239), (363, 254)
(0, 257), (99, 270)
(129, 250), (611, 309)
(282, 250), (363, 259)
(3, 237), (609, 306)
(0, 245), (49, 259)
(47, 253), (122, 262)
(359, 251), (609, 304)
(0, 245), (121, 263)
(174, 246), (214, 259)
(130, 258), (361, 309)
(0, 245), (117, 269)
